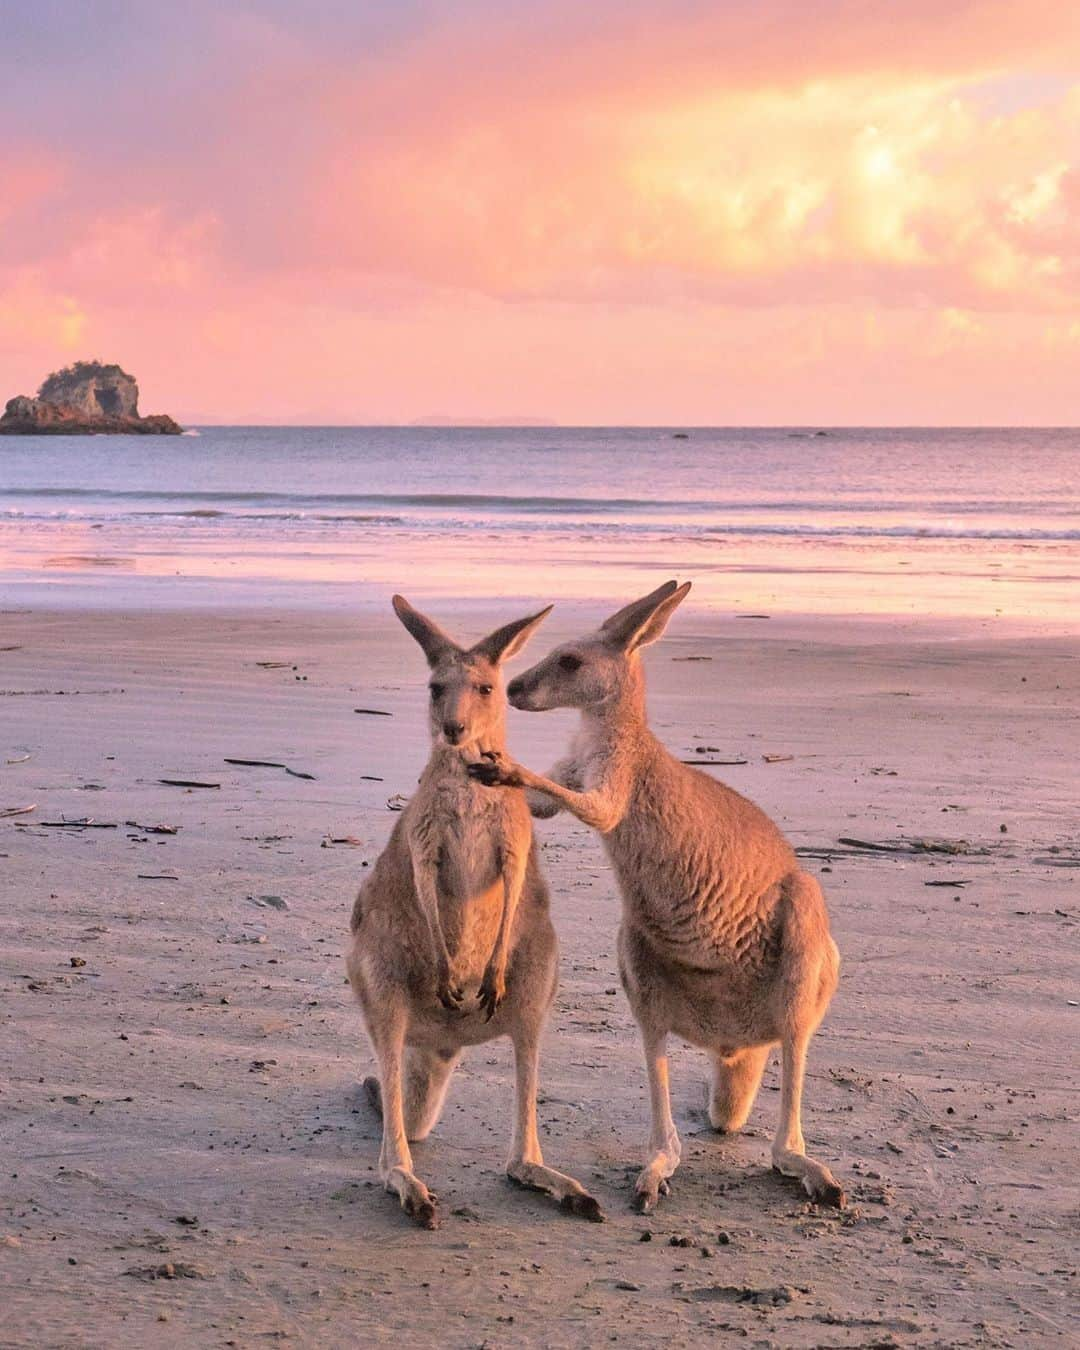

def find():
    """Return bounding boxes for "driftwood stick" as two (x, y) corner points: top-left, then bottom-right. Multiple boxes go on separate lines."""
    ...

(224, 758), (316, 780)
(41, 819), (118, 829)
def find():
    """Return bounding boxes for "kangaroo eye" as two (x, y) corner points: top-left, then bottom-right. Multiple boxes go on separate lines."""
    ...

(558, 654), (583, 673)
(429, 683), (444, 699)
(477, 684), (493, 697)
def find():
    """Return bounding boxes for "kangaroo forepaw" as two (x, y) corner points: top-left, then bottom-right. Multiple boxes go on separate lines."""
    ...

(477, 971), (506, 1021)
(436, 981), (465, 1011)
(466, 752), (523, 789)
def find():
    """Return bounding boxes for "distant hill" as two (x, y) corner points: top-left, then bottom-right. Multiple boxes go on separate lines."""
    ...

(409, 415), (558, 427)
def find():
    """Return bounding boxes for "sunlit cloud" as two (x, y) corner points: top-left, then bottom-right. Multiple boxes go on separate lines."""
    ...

(0, 2), (1077, 421)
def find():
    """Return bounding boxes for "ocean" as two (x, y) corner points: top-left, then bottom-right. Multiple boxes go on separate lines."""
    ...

(1, 426), (1077, 624)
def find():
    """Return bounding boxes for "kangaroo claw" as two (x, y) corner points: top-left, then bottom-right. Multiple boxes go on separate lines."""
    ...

(478, 988), (503, 1021)
(561, 1191), (605, 1223)
(477, 972), (506, 1021)
(404, 1195), (439, 1230)
(436, 982), (465, 1010)
(634, 1175), (670, 1213)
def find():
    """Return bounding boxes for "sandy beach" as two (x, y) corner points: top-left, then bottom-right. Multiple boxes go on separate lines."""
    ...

(1, 603), (1077, 1348)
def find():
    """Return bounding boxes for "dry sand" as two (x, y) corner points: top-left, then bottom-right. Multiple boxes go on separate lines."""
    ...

(1, 605), (1077, 1348)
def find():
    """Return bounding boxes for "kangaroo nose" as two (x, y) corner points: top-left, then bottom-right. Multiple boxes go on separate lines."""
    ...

(443, 721), (465, 743)
(507, 677), (524, 699)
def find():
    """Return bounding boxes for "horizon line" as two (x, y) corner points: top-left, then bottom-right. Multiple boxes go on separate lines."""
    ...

(175, 421), (1080, 431)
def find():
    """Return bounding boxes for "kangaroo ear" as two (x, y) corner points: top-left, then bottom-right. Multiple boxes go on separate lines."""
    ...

(601, 580), (691, 652)
(391, 595), (461, 667)
(471, 605), (553, 666)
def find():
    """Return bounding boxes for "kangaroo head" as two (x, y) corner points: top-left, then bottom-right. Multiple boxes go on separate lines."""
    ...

(392, 595), (552, 751)
(507, 580), (691, 713)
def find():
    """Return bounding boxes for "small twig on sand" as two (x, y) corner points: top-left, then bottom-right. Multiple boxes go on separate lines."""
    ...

(223, 758), (316, 781)
(5, 753), (31, 764)
(682, 758), (748, 766)
(159, 779), (221, 789)
(138, 874), (179, 881)
(763, 754), (794, 763)
(1, 803), (36, 818)
(796, 837), (990, 860)
(354, 707), (392, 717)
(125, 821), (179, 834)
(41, 818), (118, 829)
(838, 836), (985, 856)
(925, 878), (973, 887)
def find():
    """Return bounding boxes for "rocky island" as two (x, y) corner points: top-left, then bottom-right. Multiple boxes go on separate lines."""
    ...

(0, 360), (182, 435)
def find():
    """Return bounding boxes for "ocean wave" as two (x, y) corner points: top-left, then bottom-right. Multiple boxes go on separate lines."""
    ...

(3, 504), (1078, 542)
(2, 485), (1076, 519)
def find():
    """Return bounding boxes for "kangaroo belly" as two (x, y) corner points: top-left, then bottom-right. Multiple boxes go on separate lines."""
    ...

(439, 877), (504, 986)
(606, 838), (785, 972)
(618, 921), (782, 1049)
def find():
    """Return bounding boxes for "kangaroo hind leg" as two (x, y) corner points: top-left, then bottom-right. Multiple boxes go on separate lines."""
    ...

(633, 1026), (682, 1213)
(772, 1027), (844, 1207)
(364, 1045), (459, 1142)
(368, 1012), (441, 1229)
(770, 872), (844, 1207)
(506, 1029), (603, 1222)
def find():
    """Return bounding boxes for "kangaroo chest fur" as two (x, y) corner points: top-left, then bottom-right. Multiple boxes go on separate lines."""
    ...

(413, 768), (516, 976)
(576, 731), (792, 978)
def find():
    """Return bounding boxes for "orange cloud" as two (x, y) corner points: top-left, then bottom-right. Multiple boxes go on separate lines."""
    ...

(1, 1), (1078, 420)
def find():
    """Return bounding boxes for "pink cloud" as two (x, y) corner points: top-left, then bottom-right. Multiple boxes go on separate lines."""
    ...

(1, 1), (1078, 420)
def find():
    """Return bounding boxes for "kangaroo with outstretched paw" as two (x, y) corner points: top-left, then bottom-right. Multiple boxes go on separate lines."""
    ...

(469, 580), (844, 1212)
(347, 595), (603, 1230)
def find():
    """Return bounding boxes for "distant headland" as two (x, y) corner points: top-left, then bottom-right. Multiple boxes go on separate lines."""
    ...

(409, 414), (557, 427)
(0, 361), (182, 435)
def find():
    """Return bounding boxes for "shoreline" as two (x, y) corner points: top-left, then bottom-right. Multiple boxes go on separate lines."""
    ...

(4, 586), (1080, 642)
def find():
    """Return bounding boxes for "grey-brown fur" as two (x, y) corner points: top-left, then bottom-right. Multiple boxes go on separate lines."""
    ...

(346, 596), (603, 1229)
(470, 580), (845, 1211)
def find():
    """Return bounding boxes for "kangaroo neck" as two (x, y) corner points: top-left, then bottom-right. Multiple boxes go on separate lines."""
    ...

(581, 658), (648, 744)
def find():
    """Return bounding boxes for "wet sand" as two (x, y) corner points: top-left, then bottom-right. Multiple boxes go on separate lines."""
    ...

(1, 605), (1077, 1347)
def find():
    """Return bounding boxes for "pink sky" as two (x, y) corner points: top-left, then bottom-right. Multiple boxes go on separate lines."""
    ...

(2, 2), (1078, 424)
